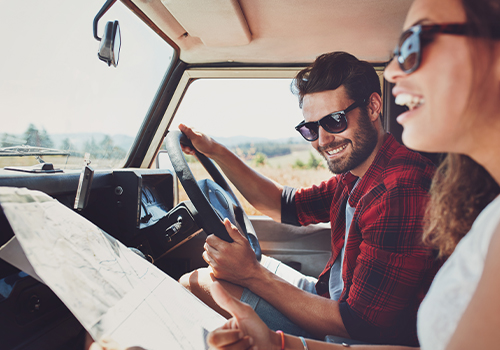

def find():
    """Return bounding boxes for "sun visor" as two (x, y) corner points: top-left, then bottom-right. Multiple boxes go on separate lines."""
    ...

(160, 0), (251, 47)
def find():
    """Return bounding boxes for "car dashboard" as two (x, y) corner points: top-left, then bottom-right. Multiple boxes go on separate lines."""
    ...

(0, 167), (202, 349)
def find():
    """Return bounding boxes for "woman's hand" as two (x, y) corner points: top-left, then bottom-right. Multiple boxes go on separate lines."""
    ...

(207, 282), (281, 350)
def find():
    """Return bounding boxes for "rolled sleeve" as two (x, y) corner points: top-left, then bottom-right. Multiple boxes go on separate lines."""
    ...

(293, 178), (340, 226)
(281, 186), (300, 226)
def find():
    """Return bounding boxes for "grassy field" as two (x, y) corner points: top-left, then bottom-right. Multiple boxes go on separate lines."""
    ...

(178, 148), (332, 216)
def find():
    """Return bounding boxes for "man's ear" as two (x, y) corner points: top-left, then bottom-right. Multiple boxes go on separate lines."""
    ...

(367, 92), (382, 122)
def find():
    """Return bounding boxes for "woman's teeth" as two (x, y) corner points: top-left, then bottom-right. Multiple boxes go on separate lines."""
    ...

(395, 93), (425, 110)
(327, 144), (347, 155)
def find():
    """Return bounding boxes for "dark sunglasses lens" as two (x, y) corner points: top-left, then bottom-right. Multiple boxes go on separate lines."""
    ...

(398, 29), (420, 73)
(322, 114), (346, 133)
(298, 124), (318, 141)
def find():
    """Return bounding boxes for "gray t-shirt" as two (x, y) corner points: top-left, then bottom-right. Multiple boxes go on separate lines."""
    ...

(329, 179), (359, 300)
(281, 179), (360, 300)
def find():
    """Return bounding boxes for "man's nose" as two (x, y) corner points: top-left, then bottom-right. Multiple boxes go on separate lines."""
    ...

(317, 126), (334, 147)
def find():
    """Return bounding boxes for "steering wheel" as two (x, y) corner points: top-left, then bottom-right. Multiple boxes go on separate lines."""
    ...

(165, 130), (261, 261)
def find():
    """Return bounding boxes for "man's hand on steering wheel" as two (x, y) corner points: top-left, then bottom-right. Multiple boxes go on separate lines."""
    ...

(203, 219), (262, 288)
(165, 125), (262, 259)
(178, 124), (219, 158)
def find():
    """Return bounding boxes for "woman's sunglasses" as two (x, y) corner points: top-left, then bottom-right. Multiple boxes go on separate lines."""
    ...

(295, 99), (365, 142)
(394, 23), (500, 74)
(394, 23), (471, 74)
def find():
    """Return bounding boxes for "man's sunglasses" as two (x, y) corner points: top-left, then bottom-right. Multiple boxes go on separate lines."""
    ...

(295, 99), (366, 142)
(394, 23), (500, 74)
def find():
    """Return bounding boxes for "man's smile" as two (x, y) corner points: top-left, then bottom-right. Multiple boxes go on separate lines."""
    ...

(325, 143), (348, 156)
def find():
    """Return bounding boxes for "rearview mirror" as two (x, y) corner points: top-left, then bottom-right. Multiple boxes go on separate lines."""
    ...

(98, 20), (121, 67)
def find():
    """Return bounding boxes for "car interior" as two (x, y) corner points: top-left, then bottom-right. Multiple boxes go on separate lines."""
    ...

(0, 0), (439, 348)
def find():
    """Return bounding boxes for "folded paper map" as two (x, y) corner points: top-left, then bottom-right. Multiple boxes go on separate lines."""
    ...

(0, 187), (225, 350)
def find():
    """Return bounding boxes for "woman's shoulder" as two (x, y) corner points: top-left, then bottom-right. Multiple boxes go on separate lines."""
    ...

(417, 195), (500, 350)
(470, 195), (500, 243)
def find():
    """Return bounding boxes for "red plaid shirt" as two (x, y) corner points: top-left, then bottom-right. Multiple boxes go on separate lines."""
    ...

(285, 134), (441, 346)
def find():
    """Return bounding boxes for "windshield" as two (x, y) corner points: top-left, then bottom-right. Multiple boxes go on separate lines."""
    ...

(0, 0), (174, 170)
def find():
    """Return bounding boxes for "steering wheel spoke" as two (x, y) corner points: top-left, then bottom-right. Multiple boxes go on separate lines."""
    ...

(165, 130), (261, 261)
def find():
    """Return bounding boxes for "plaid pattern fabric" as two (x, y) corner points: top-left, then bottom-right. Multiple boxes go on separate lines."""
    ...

(294, 134), (441, 345)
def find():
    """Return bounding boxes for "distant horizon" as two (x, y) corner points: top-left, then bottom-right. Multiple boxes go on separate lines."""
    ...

(1, 129), (306, 152)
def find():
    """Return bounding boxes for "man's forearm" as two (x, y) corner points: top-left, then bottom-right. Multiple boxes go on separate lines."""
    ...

(209, 142), (283, 221)
(247, 265), (349, 339)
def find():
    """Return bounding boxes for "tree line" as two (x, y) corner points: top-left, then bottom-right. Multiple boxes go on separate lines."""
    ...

(1, 124), (126, 160)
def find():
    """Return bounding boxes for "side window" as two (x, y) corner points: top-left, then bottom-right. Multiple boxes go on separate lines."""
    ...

(171, 78), (331, 216)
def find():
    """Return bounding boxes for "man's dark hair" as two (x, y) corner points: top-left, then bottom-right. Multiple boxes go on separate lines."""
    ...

(291, 51), (382, 108)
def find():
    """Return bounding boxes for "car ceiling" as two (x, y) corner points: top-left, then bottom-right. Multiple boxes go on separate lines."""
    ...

(129, 0), (413, 65)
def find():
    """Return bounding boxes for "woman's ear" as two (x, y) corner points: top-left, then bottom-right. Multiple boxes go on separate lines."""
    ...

(367, 92), (382, 122)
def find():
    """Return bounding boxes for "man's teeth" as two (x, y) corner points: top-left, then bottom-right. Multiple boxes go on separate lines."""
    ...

(395, 93), (425, 109)
(326, 144), (347, 155)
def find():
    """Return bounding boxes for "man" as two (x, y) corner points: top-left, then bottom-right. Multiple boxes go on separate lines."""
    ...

(179, 52), (439, 346)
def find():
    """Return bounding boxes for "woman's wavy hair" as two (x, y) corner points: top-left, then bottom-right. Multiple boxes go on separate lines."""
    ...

(423, 0), (500, 258)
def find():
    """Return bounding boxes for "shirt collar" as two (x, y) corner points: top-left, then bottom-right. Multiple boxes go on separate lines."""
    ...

(345, 133), (400, 207)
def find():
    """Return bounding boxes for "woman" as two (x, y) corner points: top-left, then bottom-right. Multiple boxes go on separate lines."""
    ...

(206, 0), (500, 349)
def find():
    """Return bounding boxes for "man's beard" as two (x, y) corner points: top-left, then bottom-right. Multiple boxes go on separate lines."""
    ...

(318, 112), (379, 174)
